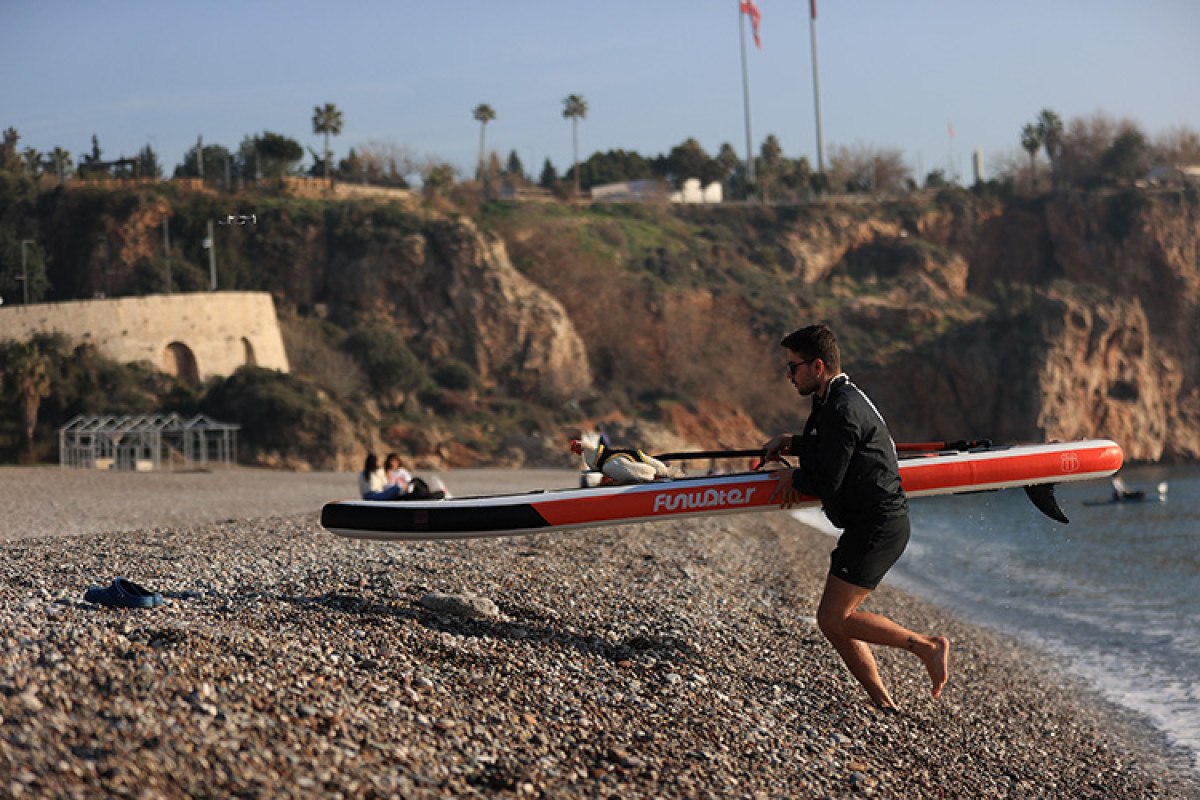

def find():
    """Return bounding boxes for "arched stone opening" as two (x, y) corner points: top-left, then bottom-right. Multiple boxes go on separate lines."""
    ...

(242, 336), (257, 367)
(163, 341), (200, 387)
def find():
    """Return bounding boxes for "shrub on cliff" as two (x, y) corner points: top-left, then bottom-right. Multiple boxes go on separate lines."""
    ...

(431, 358), (478, 392)
(341, 322), (429, 401)
(200, 366), (358, 469)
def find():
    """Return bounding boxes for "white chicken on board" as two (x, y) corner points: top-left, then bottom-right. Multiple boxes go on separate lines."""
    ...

(570, 434), (673, 485)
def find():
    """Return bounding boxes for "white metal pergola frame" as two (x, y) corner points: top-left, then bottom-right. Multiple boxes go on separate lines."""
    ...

(58, 413), (240, 470)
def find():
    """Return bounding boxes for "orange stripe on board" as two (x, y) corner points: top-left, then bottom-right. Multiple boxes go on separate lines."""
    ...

(536, 442), (1122, 528)
(900, 443), (1123, 494)
(535, 476), (788, 527)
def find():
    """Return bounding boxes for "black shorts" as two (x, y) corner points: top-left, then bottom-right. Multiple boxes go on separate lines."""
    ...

(829, 514), (910, 590)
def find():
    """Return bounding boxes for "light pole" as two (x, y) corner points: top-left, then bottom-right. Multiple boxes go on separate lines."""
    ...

(203, 220), (217, 291)
(809, 0), (826, 180)
(98, 235), (110, 297)
(20, 239), (34, 304)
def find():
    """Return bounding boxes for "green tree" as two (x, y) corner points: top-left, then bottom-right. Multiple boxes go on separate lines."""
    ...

(539, 158), (558, 189)
(312, 103), (344, 182)
(924, 169), (950, 189)
(1036, 109), (1064, 188)
(562, 94), (588, 195)
(1057, 112), (1134, 188)
(779, 155), (814, 199)
(4, 341), (51, 460)
(0, 128), (20, 173)
(665, 138), (711, 188)
(505, 150), (526, 182)
(714, 142), (741, 187)
(174, 142), (235, 181)
(49, 147), (72, 184)
(422, 162), (456, 199)
(1100, 129), (1149, 185)
(757, 134), (784, 201)
(580, 149), (653, 187)
(136, 144), (162, 179)
(22, 148), (43, 179)
(255, 132), (304, 178)
(1020, 123), (1041, 192)
(472, 103), (496, 181)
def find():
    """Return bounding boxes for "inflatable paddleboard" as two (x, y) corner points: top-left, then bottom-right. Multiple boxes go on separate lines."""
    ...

(321, 439), (1122, 541)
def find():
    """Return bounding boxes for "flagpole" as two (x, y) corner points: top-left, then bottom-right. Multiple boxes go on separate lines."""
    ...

(738, 5), (756, 189)
(809, 0), (826, 178)
(948, 120), (957, 183)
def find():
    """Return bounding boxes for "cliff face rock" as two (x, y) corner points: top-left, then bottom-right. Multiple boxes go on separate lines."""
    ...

(855, 190), (1200, 462)
(1041, 191), (1200, 460)
(780, 214), (905, 284)
(860, 310), (1046, 446)
(327, 215), (591, 404)
(1036, 293), (1183, 461)
(665, 401), (765, 453)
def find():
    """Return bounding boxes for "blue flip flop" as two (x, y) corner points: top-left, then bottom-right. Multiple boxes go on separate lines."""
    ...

(83, 577), (164, 609)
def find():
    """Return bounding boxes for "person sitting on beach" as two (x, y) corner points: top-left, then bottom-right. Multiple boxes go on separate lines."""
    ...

(384, 453), (413, 492)
(361, 452), (450, 501)
(763, 324), (950, 711)
(358, 453), (404, 501)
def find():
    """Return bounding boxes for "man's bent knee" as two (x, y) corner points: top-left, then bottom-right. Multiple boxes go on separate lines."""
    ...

(816, 607), (848, 639)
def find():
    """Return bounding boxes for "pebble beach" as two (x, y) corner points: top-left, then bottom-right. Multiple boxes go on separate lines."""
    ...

(1, 466), (1196, 799)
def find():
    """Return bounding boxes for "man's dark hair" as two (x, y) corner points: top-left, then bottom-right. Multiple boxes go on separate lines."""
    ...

(781, 324), (841, 372)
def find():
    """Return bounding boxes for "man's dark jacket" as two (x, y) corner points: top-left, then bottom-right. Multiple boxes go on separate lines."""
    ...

(789, 374), (907, 528)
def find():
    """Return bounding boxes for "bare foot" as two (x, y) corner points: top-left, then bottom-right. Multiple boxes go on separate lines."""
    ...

(920, 636), (951, 699)
(868, 688), (897, 710)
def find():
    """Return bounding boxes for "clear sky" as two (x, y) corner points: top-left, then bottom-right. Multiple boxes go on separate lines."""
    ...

(4, 1), (1198, 182)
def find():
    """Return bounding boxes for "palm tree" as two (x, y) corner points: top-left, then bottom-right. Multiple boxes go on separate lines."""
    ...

(1020, 123), (1041, 193)
(50, 147), (71, 184)
(1036, 109), (1063, 189)
(312, 103), (344, 182)
(22, 147), (42, 179)
(7, 342), (51, 461)
(472, 103), (496, 182)
(561, 94), (588, 195)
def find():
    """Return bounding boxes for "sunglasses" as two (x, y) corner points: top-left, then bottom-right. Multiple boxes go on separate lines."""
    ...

(785, 358), (816, 377)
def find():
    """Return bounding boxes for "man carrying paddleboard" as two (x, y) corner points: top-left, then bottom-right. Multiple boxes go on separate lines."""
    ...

(763, 324), (950, 711)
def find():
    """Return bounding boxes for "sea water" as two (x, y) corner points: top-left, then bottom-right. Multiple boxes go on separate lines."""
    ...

(794, 465), (1200, 772)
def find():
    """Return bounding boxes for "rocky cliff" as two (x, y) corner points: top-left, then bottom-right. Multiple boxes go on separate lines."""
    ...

(833, 189), (1200, 462)
(13, 184), (1199, 467)
(324, 214), (591, 405)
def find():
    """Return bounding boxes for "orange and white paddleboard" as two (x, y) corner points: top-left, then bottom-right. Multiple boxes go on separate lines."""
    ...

(320, 439), (1123, 541)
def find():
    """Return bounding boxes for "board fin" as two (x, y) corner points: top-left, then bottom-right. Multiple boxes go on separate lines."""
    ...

(1024, 483), (1068, 524)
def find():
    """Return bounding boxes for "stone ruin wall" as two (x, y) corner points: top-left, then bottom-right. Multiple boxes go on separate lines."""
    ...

(0, 291), (289, 384)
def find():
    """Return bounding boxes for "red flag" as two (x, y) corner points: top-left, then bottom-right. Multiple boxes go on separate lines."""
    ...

(810, 0), (817, 20)
(740, 0), (762, 49)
